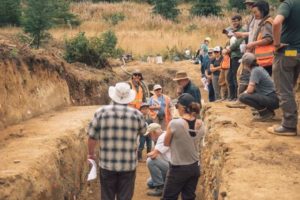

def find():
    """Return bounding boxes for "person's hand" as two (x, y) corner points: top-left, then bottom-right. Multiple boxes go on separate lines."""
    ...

(274, 43), (288, 52)
(147, 150), (159, 160)
(246, 42), (256, 51)
(234, 32), (244, 38)
(87, 154), (96, 161)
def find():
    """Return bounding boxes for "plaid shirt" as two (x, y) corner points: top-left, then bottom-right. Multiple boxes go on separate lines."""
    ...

(88, 104), (146, 171)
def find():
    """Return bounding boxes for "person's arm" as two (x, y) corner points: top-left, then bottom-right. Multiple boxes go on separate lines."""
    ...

(210, 63), (216, 72)
(234, 32), (249, 38)
(88, 138), (97, 160)
(87, 114), (101, 160)
(164, 124), (172, 147)
(245, 82), (255, 94)
(273, 15), (286, 51)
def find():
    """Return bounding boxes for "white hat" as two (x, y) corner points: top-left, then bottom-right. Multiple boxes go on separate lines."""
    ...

(144, 123), (161, 136)
(153, 84), (162, 91)
(213, 46), (221, 52)
(205, 37), (211, 42)
(108, 82), (136, 104)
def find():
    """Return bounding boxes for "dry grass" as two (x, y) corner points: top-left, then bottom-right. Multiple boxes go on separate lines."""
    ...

(1, 2), (237, 57)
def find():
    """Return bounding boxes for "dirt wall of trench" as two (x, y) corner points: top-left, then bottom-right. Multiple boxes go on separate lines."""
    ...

(0, 47), (70, 130)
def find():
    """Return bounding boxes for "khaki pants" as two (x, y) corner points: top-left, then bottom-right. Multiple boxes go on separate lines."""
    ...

(219, 69), (229, 99)
(273, 52), (300, 129)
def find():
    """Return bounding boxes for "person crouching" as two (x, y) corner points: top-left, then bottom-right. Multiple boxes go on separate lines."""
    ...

(144, 123), (171, 197)
(239, 52), (279, 121)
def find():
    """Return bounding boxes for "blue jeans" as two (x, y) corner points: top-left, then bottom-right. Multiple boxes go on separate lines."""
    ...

(228, 57), (240, 99)
(138, 135), (152, 152)
(146, 157), (169, 187)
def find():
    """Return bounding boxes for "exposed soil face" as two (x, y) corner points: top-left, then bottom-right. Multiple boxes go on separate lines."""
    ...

(0, 39), (121, 130)
(201, 103), (300, 200)
(0, 41), (70, 130)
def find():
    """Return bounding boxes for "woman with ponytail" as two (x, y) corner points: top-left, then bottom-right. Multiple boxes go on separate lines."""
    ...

(162, 93), (205, 200)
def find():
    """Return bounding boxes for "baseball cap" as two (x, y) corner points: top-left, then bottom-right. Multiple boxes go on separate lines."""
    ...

(177, 93), (195, 107)
(144, 123), (161, 136)
(140, 102), (150, 110)
(208, 48), (214, 53)
(213, 46), (221, 52)
(153, 84), (162, 91)
(205, 37), (211, 42)
(240, 52), (256, 66)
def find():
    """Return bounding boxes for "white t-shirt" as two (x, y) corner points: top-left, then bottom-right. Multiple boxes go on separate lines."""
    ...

(155, 132), (171, 162)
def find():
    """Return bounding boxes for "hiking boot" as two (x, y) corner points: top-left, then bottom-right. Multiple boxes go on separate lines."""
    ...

(147, 186), (163, 197)
(267, 125), (297, 136)
(252, 111), (274, 122)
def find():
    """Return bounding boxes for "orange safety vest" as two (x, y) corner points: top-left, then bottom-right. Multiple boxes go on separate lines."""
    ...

(128, 80), (143, 109)
(221, 55), (230, 70)
(254, 17), (275, 67)
(149, 94), (172, 126)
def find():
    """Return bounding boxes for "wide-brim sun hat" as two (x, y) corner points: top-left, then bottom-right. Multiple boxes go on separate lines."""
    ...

(109, 82), (136, 104)
(173, 71), (189, 81)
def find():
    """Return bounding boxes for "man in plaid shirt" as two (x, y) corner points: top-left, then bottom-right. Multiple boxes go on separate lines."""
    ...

(88, 82), (146, 200)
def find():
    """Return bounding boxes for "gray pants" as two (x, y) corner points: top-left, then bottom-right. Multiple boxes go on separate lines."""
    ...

(273, 52), (300, 129)
(212, 74), (221, 100)
(100, 168), (136, 200)
(239, 92), (279, 111)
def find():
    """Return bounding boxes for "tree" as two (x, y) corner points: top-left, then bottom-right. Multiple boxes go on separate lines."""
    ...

(22, 0), (55, 48)
(153, 0), (180, 21)
(190, 0), (222, 16)
(228, 0), (246, 11)
(0, 0), (21, 26)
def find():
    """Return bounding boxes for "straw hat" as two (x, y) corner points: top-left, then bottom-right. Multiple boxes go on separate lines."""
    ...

(173, 71), (189, 81)
(108, 82), (136, 104)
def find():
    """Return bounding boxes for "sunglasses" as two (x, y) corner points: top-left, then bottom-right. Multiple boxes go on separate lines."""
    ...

(214, 51), (220, 53)
(133, 73), (141, 77)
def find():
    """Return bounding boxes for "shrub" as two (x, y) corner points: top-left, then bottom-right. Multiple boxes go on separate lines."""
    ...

(228, 0), (246, 11)
(152, 0), (180, 21)
(103, 12), (125, 26)
(64, 31), (123, 68)
(190, 0), (222, 17)
(0, 0), (21, 26)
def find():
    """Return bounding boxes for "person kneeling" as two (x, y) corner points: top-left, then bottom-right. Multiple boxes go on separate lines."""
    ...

(239, 53), (279, 121)
(145, 123), (170, 197)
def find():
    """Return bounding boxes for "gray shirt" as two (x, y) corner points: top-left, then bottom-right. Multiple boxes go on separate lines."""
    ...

(169, 118), (205, 166)
(250, 67), (275, 95)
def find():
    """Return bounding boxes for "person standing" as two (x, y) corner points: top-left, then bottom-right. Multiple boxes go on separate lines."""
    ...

(128, 69), (147, 110)
(219, 49), (230, 100)
(204, 49), (215, 102)
(173, 71), (201, 105)
(87, 82), (146, 200)
(149, 84), (173, 130)
(144, 123), (171, 197)
(246, 0), (274, 76)
(268, 0), (300, 136)
(138, 103), (153, 162)
(226, 15), (246, 101)
(239, 53), (279, 121)
(163, 93), (204, 200)
(210, 46), (223, 100)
